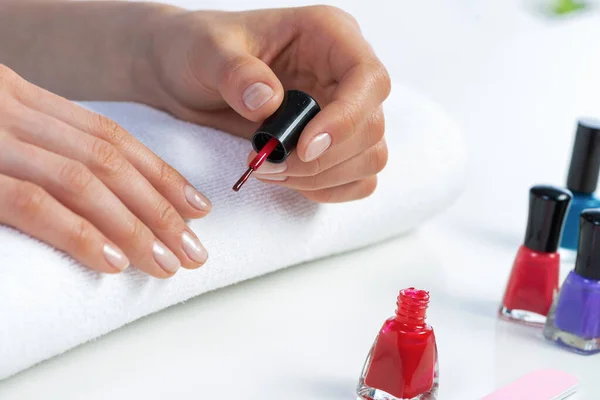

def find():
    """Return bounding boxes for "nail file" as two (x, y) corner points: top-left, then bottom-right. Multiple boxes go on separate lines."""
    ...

(480, 369), (579, 400)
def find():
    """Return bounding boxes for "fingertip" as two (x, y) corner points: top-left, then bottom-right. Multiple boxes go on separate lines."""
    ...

(102, 243), (130, 272)
(181, 231), (208, 266)
(183, 185), (213, 216)
(298, 131), (332, 163)
(239, 81), (284, 122)
(296, 110), (336, 162)
(152, 270), (176, 279)
(242, 82), (276, 110)
(218, 54), (285, 122)
(180, 257), (207, 270)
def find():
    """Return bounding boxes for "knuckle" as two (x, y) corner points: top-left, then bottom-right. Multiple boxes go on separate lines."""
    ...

(369, 141), (389, 173)
(10, 182), (48, 217)
(338, 100), (361, 135)
(90, 140), (127, 176)
(153, 198), (180, 231)
(339, 8), (360, 28)
(203, 23), (241, 50)
(0, 65), (28, 101)
(303, 6), (360, 34)
(366, 110), (385, 145)
(374, 64), (392, 99)
(361, 62), (391, 102)
(67, 219), (94, 252)
(157, 160), (178, 187)
(58, 161), (94, 193)
(94, 115), (128, 146)
(309, 5), (346, 20)
(0, 65), (16, 88)
(125, 218), (146, 244)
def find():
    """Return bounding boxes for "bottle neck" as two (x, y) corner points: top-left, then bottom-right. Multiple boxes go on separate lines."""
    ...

(394, 288), (430, 328)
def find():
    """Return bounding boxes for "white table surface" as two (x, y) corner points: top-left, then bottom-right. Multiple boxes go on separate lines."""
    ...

(2, 0), (600, 399)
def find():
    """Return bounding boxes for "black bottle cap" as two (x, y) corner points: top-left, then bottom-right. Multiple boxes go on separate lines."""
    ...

(251, 90), (320, 163)
(566, 118), (600, 194)
(523, 185), (572, 253)
(574, 209), (600, 280)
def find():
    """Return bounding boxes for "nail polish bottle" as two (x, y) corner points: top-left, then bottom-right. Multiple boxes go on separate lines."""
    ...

(544, 209), (600, 355)
(499, 185), (572, 325)
(560, 119), (600, 253)
(357, 288), (438, 400)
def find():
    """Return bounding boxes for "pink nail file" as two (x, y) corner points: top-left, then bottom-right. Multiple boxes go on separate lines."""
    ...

(480, 369), (579, 400)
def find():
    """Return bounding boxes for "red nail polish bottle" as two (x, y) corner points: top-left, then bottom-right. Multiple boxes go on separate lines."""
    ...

(357, 288), (438, 400)
(499, 185), (572, 326)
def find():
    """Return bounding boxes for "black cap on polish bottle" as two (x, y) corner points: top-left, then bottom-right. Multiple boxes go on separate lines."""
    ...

(251, 90), (320, 163)
(566, 118), (600, 194)
(523, 185), (573, 253)
(574, 209), (600, 280)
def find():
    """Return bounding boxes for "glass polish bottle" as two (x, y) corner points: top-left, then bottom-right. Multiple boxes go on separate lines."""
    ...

(357, 288), (438, 400)
(544, 209), (600, 355)
(499, 185), (572, 325)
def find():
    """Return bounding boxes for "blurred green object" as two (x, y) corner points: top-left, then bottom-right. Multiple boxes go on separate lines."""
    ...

(552, 0), (587, 14)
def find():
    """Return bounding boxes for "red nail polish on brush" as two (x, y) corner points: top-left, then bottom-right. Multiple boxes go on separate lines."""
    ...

(233, 90), (320, 191)
(357, 288), (439, 400)
(499, 185), (572, 326)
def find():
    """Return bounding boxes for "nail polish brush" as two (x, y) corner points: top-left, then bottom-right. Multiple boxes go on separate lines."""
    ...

(232, 90), (321, 192)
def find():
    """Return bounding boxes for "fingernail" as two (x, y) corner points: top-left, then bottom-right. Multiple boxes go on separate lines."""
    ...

(103, 244), (129, 271)
(184, 185), (212, 212)
(255, 161), (287, 174)
(243, 82), (274, 111)
(152, 241), (180, 273)
(305, 133), (332, 162)
(181, 231), (208, 264)
(254, 174), (287, 182)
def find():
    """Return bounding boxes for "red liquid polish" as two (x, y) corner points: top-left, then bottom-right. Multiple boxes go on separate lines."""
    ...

(499, 185), (572, 326)
(233, 137), (280, 191)
(357, 288), (438, 400)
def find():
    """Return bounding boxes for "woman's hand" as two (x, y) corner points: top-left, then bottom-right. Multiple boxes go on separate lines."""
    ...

(141, 5), (391, 203)
(0, 66), (211, 277)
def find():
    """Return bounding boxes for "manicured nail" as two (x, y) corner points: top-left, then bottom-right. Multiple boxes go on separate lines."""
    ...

(181, 231), (208, 264)
(254, 174), (287, 181)
(103, 244), (129, 271)
(184, 185), (212, 212)
(255, 160), (287, 174)
(305, 133), (332, 162)
(243, 82), (274, 111)
(152, 241), (180, 273)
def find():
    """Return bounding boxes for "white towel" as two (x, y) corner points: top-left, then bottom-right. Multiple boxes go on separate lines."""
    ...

(0, 83), (466, 380)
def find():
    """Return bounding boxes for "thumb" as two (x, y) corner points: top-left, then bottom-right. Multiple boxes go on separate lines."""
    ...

(215, 50), (284, 122)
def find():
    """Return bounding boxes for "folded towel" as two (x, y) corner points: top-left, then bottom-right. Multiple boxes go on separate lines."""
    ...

(0, 83), (466, 380)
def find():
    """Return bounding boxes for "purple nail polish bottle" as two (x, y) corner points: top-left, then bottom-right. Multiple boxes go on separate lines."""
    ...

(543, 209), (600, 355)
